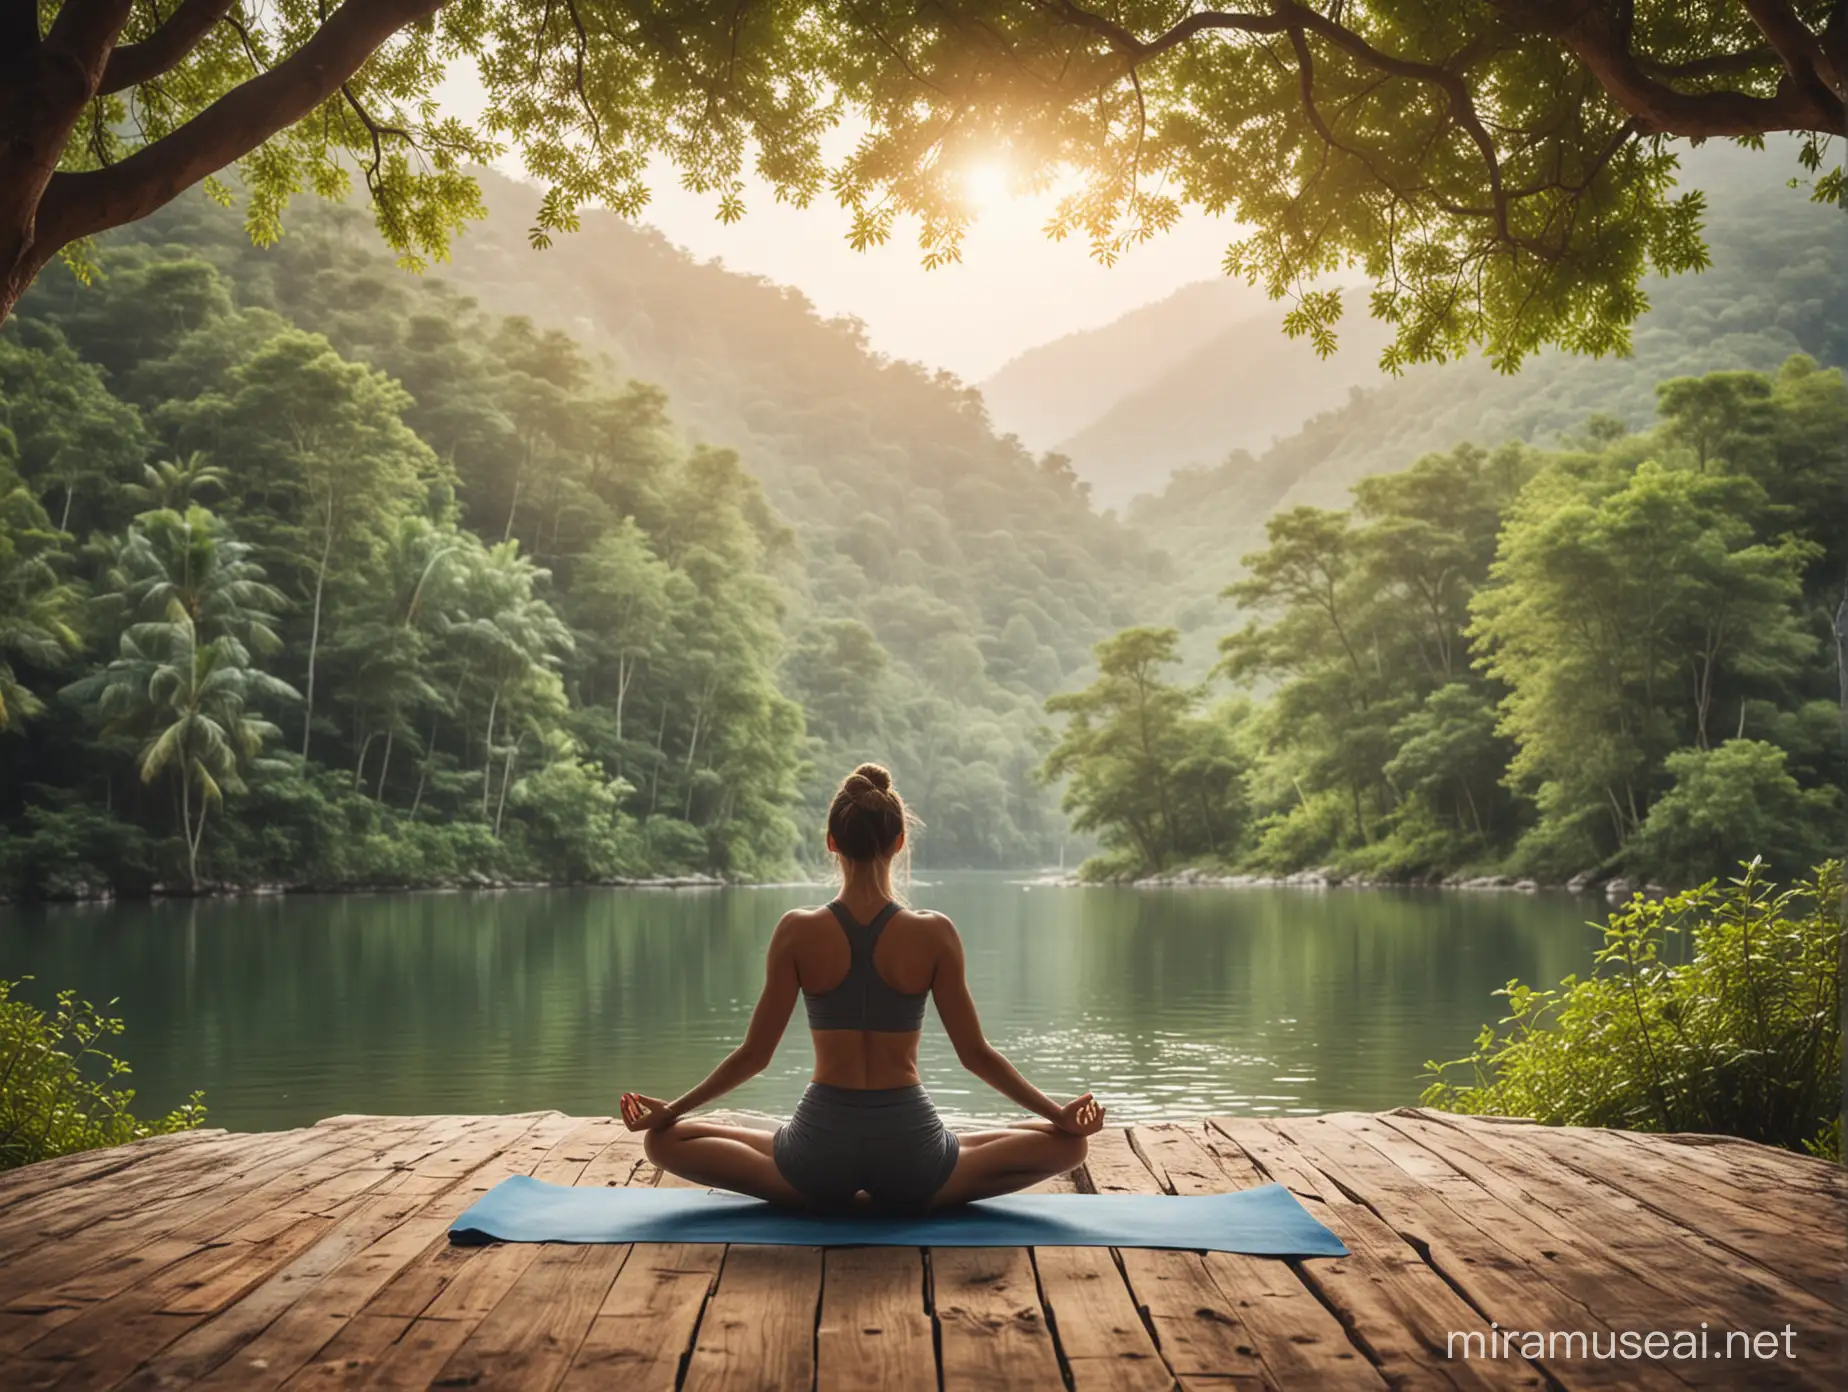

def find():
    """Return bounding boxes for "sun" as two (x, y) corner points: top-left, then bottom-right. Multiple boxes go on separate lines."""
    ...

(960, 160), (1012, 211)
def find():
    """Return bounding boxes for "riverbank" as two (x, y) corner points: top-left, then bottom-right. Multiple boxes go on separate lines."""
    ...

(1026, 865), (1666, 901)
(0, 871), (747, 906)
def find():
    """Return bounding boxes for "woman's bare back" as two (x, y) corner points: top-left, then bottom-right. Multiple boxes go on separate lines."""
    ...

(784, 899), (948, 1090)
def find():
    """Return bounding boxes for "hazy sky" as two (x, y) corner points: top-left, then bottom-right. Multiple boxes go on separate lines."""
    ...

(433, 73), (1244, 382)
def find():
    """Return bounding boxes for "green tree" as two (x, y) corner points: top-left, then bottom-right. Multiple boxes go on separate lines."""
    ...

(1042, 626), (1196, 877)
(1629, 742), (1839, 885)
(1655, 371), (1776, 472)
(95, 505), (287, 657)
(0, 458), (82, 732)
(123, 452), (228, 512)
(66, 603), (294, 889)
(1472, 459), (1818, 869)
(210, 330), (433, 758)
(6, 2), (1842, 361)
(0, 323), (148, 534)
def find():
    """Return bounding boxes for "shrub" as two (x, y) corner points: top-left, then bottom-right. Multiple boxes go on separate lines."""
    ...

(1627, 741), (1839, 886)
(0, 979), (204, 1171)
(1422, 859), (1843, 1157)
(0, 802), (157, 898)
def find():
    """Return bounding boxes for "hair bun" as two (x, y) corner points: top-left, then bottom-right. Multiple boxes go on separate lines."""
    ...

(850, 762), (893, 793)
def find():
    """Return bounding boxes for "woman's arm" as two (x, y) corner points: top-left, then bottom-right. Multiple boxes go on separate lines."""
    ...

(930, 917), (1089, 1129)
(624, 913), (800, 1128)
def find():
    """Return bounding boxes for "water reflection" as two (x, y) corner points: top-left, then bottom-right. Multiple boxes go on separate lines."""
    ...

(0, 874), (1600, 1129)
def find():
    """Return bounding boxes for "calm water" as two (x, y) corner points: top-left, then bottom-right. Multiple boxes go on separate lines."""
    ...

(0, 874), (1603, 1130)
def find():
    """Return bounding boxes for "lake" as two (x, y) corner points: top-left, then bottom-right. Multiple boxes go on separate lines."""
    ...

(0, 873), (1605, 1131)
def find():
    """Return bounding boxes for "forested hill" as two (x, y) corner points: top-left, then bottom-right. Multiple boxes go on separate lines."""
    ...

(1125, 142), (1848, 651)
(1, 184), (1156, 889)
(427, 169), (1159, 861)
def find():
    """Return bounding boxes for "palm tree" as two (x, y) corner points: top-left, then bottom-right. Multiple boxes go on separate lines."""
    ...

(65, 608), (295, 889)
(0, 469), (82, 732)
(96, 506), (286, 657)
(123, 453), (228, 512)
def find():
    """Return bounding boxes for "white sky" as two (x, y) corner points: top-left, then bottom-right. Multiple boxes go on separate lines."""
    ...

(433, 73), (1243, 383)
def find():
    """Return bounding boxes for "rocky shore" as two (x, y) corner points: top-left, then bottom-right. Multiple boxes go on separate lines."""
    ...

(5, 871), (739, 904)
(1026, 865), (1667, 901)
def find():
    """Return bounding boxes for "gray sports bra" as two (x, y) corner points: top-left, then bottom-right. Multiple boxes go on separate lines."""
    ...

(803, 900), (929, 1032)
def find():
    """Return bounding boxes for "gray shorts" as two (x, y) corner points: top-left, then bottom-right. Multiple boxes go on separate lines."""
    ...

(773, 1082), (960, 1213)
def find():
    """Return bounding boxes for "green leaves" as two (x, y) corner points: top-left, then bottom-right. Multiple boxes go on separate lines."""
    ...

(22, 3), (1843, 368)
(1422, 860), (1845, 1157)
(1042, 626), (1250, 878)
(0, 978), (205, 1173)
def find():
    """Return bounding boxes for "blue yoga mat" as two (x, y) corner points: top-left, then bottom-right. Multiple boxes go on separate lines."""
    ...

(448, 1174), (1348, 1256)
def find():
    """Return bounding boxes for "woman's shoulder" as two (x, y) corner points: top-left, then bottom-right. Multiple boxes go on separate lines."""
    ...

(894, 904), (955, 936)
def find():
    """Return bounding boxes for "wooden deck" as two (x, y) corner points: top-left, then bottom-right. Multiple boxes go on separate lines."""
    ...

(0, 1110), (1841, 1390)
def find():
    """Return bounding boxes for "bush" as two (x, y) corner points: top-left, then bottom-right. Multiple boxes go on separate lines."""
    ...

(0, 979), (204, 1171)
(0, 802), (157, 899)
(1627, 741), (1839, 886)
(1422, 859), (1843, 1157)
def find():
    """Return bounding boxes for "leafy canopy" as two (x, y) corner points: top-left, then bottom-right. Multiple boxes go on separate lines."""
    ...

(9, 2), (1846, 366)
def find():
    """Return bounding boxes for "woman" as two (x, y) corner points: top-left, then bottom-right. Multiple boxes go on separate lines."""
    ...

(620, 762), (1104, 1211)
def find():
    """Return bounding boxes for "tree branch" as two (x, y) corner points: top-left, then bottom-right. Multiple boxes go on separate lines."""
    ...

(1494, 0), (1845, 134)
(44, 0), (133, 73)
(100, 0), (238, 95)
(37, 0), (442, 255)
(1, 2), (41, 53)
(1739, 0), (1836, 97)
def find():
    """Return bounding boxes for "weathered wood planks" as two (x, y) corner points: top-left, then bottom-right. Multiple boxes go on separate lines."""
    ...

(0, 1107), (1839, 1391)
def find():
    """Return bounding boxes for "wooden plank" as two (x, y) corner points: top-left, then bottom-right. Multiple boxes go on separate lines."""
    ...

(1280, 1114), (1691, 1392)
(1033, 1246), (1170, 1392)
(0, 1129), (363, 1297)
(1138, 1124), (1384, 1392)
(328, 1121), (654, 1390)
(1367, 1109), (1840, 1390)
(681, 1244), (824, 1392)
(815, 1246), (935, 1392)
(1378, 1111), (1846, 1337)
(354, 1110), (624, 1325)
(931, 1246), (1064, 1391)
(110, 1115), (558, 1392)
(0, 1128), (236, 1216)
(188, 1209), (458, 1390)
(1210, 1119), (1544, 1392)
(1024, 1165), (1170, 1392)
(575, 1135), (648, 1189)
(0, 1234), (208, 1354)
(561, 1242), (724, 1392)
(530, 1118), (630, 1184)
(428, 1241), (630, 1390)
(1081, 1128), (1262, 1387)
(275, 1313), (411, 1388)
(1486, 1119), (1846, 1306)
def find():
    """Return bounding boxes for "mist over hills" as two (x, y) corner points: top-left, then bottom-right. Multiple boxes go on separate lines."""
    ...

(975, 278), (1268, 454)
(1048, 300), (1397, 508)
(984, 143), (1843, 526)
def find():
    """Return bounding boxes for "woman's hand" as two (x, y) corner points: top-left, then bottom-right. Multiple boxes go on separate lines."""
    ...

(1053, 1093), (1106, 1136)
(620, 1092), (679, 1132)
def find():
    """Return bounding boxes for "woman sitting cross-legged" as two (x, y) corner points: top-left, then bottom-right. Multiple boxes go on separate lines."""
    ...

(619, 761), (1104, 1212)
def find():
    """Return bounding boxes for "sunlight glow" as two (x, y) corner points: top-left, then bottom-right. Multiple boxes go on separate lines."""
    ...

(960, 160), (1013, 211)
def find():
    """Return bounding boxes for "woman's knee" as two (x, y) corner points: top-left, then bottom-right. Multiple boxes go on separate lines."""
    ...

(642, 1125), (675, 1165)
(1053, 1131), (1088, 1171)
